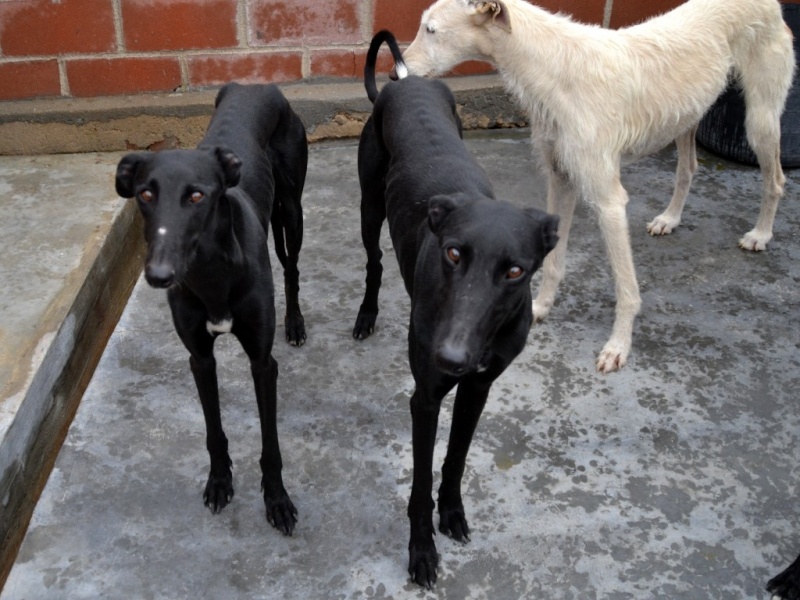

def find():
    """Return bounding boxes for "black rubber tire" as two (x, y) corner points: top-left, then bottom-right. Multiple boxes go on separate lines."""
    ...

(696, 4), (800, 168)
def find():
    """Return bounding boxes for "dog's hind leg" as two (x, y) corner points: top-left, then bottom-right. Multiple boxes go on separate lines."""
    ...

(591, 175), (642, 373)
(532, 144), (578, 323)
(271, 114), (308, 345)
(437, 375), (491, 543)
(354, 120), (388, 340)
(647, 125), (699, 236)
(738, 95), (788, 251)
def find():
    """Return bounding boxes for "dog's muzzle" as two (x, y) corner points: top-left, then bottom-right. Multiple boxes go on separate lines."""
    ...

(145, 262), (176, 289)
(434, 344), (471, 377)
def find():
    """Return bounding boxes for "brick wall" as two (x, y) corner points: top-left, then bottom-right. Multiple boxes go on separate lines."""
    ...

(0, 0), (796, 102)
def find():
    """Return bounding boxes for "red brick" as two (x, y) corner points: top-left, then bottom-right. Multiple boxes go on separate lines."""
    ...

(312, 49), (360, 79)
(374, 0), (430, 42)
(310, 48), (396, 79)
(0, 0), (115, 56)
(188, 53), (302, 86)
(249, 0), (361, 46)
(0, 60), (61, 101)
(534, 0), (604, 24)
(121, 0), (238, 52)
(609, 0), (686, 28)
(67, 58), (182, 97)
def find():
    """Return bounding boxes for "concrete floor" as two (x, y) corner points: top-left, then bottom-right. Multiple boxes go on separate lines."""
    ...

(4, 130), (800, 599)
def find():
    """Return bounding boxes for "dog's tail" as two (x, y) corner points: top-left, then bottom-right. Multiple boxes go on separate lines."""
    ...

(365, 30), (407, 103)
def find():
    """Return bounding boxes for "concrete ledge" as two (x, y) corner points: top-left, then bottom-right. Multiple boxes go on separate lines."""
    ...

(0, 75), (528, 155)
(0, 153), (145, 588)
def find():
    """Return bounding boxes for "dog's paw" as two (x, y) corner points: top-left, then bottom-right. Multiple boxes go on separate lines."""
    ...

(532, 298), (551, 323)
(739, 229), (771, 252)
(596, 340), (629, 374)
(408, 542), (439, 590)
(767, 554), (800, 600)
(264, 491), (298, 536)
(353, 310), (378, 340)
(438, 505), (470, 543)
(285, 313), (306, 347)
(203, 471), (234, 514)
(647, 214), (680, 236)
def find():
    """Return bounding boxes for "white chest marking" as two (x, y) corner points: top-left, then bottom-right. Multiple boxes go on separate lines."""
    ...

(206, 318), (233, 335)
(157, 227), (167, 236)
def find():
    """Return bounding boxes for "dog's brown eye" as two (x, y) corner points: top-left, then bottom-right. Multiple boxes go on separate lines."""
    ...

(506, 266), (524, 280)
(139, 190), (154, 203)
(446, 247), (460, 264)
(189, 191), (204, 204)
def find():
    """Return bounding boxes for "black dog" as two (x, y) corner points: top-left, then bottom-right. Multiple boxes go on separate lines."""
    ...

(353, 31), (559, 588)
(769, 553), (800, 599)
(115, 82), (307, 535)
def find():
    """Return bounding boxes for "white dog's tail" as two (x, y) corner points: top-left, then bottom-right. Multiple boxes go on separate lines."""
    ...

(365, 30), (408, 103)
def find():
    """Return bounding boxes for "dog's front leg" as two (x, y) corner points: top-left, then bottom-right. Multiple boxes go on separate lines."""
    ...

(251, 355), (297, 535)
(189, 352), (234, 513)
(438, 376), (491, 542)
(407, 389), (441, 589)
(593, 182), (642, 373)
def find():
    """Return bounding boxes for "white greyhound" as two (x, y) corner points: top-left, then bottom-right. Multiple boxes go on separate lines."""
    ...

(402, 0), (795, 373)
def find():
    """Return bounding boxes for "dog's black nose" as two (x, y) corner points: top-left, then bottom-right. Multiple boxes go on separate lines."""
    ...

(435, 344), (470, 376)
(145, 263), (175, 288)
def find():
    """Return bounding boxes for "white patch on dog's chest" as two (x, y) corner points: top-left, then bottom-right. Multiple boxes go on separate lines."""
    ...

(206, 318), (233, 335)
(158, 227), (167, 236)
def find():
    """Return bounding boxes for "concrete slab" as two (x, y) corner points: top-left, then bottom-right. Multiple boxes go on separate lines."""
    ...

(4, 131), (799, 599)
(0, 153), (144, 585)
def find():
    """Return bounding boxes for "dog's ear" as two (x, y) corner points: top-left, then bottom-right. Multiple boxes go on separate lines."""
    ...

(471, 0), (511, 33)
(115, 153), (149, 198)
(213, 147), (242, 188)
(528, 209), (560, 257)
(428, 193), (467, 234)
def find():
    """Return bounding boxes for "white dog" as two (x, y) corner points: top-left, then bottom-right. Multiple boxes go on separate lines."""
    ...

(402, 0), (795, 373)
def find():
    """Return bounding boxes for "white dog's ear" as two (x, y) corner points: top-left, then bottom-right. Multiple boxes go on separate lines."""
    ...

(471, 0), (511, 33)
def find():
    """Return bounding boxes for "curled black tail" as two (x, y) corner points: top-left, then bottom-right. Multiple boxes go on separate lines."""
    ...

(365, 30), (407, 103)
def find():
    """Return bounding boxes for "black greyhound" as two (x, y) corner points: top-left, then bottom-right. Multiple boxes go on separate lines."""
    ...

(115, 82), (306, 535)
(769, 553), (800, 599)
(353, 30), (559, 588)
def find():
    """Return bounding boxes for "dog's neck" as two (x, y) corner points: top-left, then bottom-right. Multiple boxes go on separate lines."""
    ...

(186, 192), (246, 285)
(487, 0), (608, 138)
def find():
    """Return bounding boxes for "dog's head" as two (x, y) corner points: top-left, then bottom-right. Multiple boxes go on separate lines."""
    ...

(403, 0), (511, 78)
(115, 147), (241, 289)
(425, 192), (558, 376)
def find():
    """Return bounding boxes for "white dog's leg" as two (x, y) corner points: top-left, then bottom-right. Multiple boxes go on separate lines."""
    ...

(592, 178), (642, 374)
(739, 144), (784, 251)
(739, 115), (786, 251)
(737, 33), (791, 252)
(532, 148), (578, 322)
(647, 125), (699, 236)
